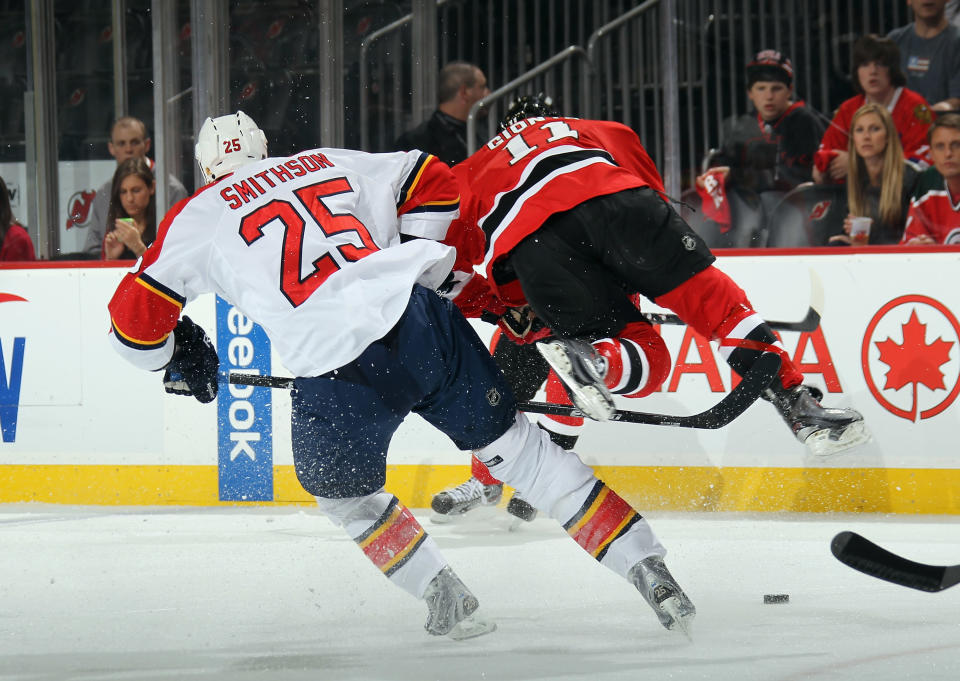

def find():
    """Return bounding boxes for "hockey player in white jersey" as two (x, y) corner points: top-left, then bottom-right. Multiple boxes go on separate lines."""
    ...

(107, 111), (695, 640)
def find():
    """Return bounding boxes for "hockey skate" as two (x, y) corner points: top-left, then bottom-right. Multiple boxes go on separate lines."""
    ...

(763, 383), (871, 456)
(423, 566), (496, 640)
(431, 478), (503, 518)
(506, 491), (537, 522)
(629, 555), (696, 640)
(536, 339), (615, 421)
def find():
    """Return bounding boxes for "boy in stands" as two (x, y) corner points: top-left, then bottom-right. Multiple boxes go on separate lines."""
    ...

(815, 34), (934, 182)
(902, 112), (960, 244)
(695, 50), (825, 247)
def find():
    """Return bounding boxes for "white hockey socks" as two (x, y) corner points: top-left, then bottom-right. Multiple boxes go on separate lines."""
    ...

(476, 414), (665, 578)
(315, 490), (446, 599)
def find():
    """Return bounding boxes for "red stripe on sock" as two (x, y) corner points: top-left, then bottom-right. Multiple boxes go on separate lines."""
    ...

(358, 503), (425, 573)
(568, 486), (637, 558)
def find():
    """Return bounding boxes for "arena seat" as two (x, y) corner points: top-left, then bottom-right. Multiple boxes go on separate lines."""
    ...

(765, 182), (847, 247)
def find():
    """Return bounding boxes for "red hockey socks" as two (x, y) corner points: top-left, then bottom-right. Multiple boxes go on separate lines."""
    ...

(655, 266), (803, 389)
(594, 321), (672, 398)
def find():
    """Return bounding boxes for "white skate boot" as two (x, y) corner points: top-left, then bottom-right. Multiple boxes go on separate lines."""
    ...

(763, 383), (871, 456)
(430, 477), (503, 518)
(422, 566), (496, 640)
(629, 555), (696, 640)
(536, 338), (615, 421)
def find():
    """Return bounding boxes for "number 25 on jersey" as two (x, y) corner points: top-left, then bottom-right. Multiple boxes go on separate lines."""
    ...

(238, 177), (379, 307)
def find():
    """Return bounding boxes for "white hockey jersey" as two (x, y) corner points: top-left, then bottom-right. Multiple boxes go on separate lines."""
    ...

(108, 148), (460, 377)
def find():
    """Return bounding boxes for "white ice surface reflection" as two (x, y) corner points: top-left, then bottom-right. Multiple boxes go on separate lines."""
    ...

(1, 505), (958, 681)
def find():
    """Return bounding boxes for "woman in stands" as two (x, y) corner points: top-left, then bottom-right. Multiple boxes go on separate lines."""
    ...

(828, 103), (921, 245)
(0, 176), (35, 261)
(814, 34), (933, 183)
(103, 157), (157, 260)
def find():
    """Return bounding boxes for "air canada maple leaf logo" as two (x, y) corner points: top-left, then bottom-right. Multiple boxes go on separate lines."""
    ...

(862, 295), (960, 421)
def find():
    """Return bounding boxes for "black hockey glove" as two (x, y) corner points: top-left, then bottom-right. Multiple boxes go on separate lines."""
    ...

(162, 316), (219, 404)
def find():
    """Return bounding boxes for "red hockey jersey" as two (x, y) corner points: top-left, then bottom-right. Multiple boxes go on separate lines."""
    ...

(902, 169), (960, 244)
(818, 88), (934, 166)
(449, 118), (665, 305)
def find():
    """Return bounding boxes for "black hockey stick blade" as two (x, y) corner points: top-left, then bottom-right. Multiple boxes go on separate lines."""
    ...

(830, 531), (960, 592)
(519, 351), (780, 428)
(642, 307), (820, 333)
(227, 351), (779, 430)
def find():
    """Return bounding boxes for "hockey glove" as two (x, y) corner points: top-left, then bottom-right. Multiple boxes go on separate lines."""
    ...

(162, 316), (219, 404)
(484, 305), (552, 345)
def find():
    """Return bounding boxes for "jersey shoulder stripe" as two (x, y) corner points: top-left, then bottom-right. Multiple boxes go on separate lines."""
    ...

(481, 147), (615, 235)
(397, 152), (433, 207)
(110, 319), (169, 350)
(397, 152), (460, 217)
(137, 272), (187, 308)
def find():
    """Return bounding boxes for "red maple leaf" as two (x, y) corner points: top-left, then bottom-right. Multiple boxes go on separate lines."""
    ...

(875, 309), (954, 420)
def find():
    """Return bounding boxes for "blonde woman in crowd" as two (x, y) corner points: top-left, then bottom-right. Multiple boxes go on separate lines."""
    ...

(829, 103), (921, 245)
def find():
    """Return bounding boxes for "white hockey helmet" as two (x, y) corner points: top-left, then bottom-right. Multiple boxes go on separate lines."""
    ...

(194, 111), (268, 184)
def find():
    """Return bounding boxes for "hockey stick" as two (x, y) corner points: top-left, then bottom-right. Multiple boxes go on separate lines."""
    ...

(518, 352), (779, 428)
(227, 351), (780, 430)
(642, 269), (825, 333)
(830, 531), (960, 592)
(643, 305), (819, 333)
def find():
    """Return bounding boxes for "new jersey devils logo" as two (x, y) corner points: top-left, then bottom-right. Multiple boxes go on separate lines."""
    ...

(861, 295), (960, 421)
(809, 200), (831, 221)
(65, 190), (97, 229)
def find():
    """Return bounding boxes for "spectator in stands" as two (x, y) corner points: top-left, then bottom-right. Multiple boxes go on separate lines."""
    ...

(888, 0), (960, 112)
(694, 49), (824, 247)
(828, 103), (921, 245)
(0, 176), (35, 261)
(901, 112), (960, 244)
(815, 34), (934, 183)
(82, 116), (187, 256)
(102, 157), (156, 260)
(393, 61), (490, 167)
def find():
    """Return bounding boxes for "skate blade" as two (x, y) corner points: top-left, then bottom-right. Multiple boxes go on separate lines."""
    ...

(536, 343), (614, 422)
(447, 611), (497, 640)
(805, 420), (872, 457)
(661, 597), (694, 642)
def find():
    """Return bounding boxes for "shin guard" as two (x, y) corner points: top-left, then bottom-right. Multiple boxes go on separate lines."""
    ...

(475, 415), (665, 578)
(315, 491), (445, 599)
(562, 480), (666, 577)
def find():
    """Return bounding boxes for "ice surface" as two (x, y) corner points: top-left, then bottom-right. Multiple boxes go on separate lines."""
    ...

(1, 504), (958, 680)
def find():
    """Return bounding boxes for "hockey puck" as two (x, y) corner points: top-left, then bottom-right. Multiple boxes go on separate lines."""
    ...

(763, 594), (789, 604)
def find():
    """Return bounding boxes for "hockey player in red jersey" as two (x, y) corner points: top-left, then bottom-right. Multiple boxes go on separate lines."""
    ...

(443, 95), (869, 457)
(107, 111), (696, 640)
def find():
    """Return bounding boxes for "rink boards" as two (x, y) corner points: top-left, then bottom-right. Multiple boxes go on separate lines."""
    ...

(2, 249), (960, 513)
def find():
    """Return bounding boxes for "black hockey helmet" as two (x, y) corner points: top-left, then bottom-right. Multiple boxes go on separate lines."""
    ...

(499, 93), (560, 130)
